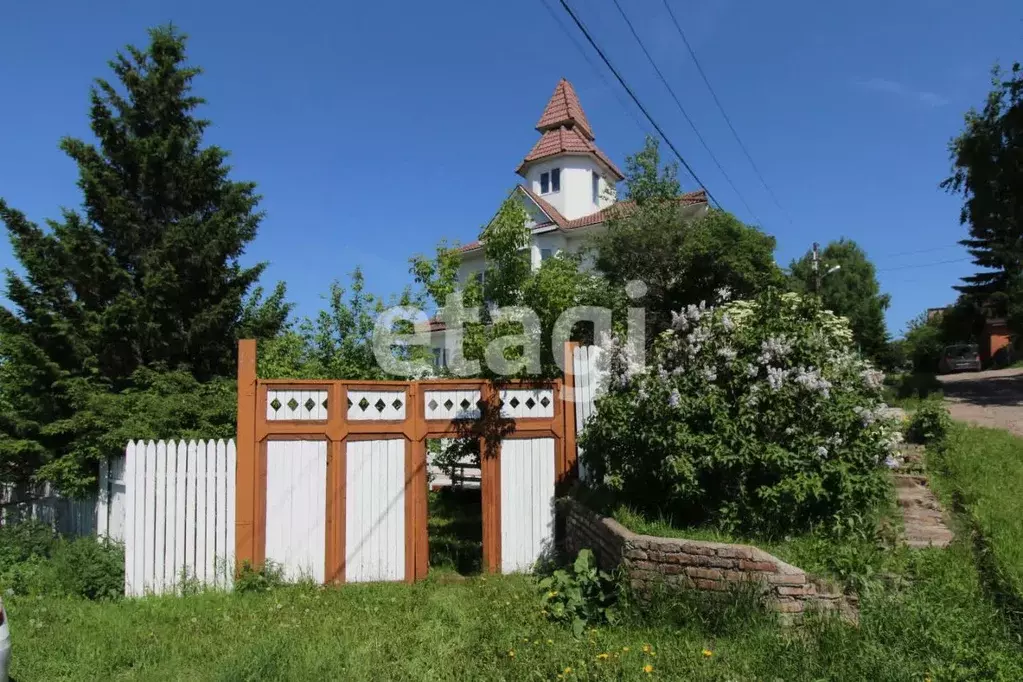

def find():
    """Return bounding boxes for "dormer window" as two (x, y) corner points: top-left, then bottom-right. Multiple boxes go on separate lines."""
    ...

(540, 168), (561, 195)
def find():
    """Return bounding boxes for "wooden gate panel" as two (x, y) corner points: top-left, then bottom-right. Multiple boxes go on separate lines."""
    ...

(345, 439), (406, 582)
(264, 440), (327, 582)
(499, 438), (556, 573)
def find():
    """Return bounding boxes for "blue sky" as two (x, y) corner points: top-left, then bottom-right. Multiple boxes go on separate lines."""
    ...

(1, 0), (1019, 337)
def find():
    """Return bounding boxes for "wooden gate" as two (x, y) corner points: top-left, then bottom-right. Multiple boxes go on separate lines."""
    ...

(234, 340), (578, 583)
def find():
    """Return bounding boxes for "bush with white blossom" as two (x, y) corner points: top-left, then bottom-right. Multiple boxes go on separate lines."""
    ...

(579, 288), (901, 535)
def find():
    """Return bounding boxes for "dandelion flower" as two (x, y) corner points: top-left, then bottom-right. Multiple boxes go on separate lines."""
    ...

(702, 649), (713, 657)
(642, 644), (652, 653)
(507, 650), (515, 658)
(563, 666), (573, 674)
(643, 664), (654, 673)
(622, 646), (630, 652)
(547, 639), (554, 645)
(597, 653), (610, 661)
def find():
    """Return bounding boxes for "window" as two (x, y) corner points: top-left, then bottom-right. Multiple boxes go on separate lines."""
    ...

(432, 347), (448, 369)
(551, 168), (561, 192)
(540, 248), (553, 262)
(540, 172), (549, 194)
(592, 171), (600, 204)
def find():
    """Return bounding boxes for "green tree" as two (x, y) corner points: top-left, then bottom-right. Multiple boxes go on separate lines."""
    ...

(788, 239), (890, 361)
(943, 62), (1023, 330)
(411, 197), (609, 378)
(902, 313), (946, 373)
(0, 27), (288, 492)
(594, 137), (784, 341)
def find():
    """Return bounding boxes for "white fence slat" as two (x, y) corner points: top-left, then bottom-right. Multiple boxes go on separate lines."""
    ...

(185, 441), (197, 582)
(226, 439), (237, 588)
(173, 441), (187, 590)
(97, 458), (110, 538)
(195, 441), (208, 585)
(164, 441), (178, 592)
(142, 441), (157, 594)
(154, 441), (168, 594)
(124, 442), (137, 596)
(204, 441), (217, 585)
(215, 440), (228, 586)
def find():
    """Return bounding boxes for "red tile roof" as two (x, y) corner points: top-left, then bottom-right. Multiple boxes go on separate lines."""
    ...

(458, 188), (708, 251)
(516, 125), (624, 179)
(535, 78), (594, 140)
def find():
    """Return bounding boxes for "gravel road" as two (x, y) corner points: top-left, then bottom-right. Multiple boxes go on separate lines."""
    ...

(938, 367), (1023, 436)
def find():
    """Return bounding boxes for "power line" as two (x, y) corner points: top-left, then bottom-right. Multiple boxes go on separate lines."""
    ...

(660, 0), (795, 227)
(874, 243), (964, 259)
(876, 258), (970, 273)
(537, 0), (653, 138)
(555, 0), (722, 208)
(610, 0), (760, 223)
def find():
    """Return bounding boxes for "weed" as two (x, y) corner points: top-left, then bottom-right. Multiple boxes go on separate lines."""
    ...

(538, 549), (622, 636)
(234, 560), (285, 594)
(906, 400), (953, 445)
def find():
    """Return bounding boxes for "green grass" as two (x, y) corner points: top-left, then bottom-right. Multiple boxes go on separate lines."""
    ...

(6, 544), (1023, 681)
(929, 424), (1023, 615)
(428, 487), (483, 575)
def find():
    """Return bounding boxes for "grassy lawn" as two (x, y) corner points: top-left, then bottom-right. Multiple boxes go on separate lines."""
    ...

(928, 423), (1023, 614)
(5, 543), (1023, 681)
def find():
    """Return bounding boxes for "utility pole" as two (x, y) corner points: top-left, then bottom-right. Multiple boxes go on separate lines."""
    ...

(812, 242), (820, 293)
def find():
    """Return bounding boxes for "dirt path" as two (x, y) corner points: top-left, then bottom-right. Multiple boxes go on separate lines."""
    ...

(937, 367), (1023, 437)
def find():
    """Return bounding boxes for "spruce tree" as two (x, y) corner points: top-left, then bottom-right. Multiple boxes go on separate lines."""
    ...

(0, 26), (288, 492)
(943, 62), (1023, 322)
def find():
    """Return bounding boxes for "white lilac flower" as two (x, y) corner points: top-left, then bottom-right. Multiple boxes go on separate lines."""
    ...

(766, 366), (787, 391)
(716, 286), (733, 302)
(717, 346), (737, 362)
(657, 365), (669, 381)
(703, 368), (717, 382)
(671, 310), (689, 332)
(721, 313), (734, 332)
(884, 455), (901, 469)
(793, 366), (832, 398)
(745, 363), (759, 378)
(815, 445), (828, 459)
(784, 426), (796, 435)
(668, 388), (681, 408)
(686, 304), (702, 323)
(861, 368), (885, 391)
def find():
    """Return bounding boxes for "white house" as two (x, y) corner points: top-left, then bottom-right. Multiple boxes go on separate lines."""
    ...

(429, 79), (708, 368)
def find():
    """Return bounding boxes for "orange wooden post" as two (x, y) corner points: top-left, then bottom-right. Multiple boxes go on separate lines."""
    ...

(235, 339), (258, 571)
(480, 381), (502, 574)
(563, 341), (579, 483)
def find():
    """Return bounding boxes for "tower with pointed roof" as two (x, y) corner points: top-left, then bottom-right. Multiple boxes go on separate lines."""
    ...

(516, 78), (624, 221)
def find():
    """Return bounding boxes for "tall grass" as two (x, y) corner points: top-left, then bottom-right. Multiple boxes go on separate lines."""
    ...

(929, 423), (1023, 624)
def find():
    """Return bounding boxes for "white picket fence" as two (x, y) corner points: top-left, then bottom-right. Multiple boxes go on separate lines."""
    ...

(123, 440), (236, 596)
(1, 459), (126, 539)
(572, 345), (607, 482)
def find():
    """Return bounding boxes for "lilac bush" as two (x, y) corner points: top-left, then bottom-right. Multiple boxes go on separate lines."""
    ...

(579, 289), (900, 535)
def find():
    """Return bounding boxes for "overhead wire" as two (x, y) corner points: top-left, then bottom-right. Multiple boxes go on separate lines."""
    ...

(537, 0), (653, 138)
(660, 0), (795, 227)
(610, 0), (760, 223)
(555, 0), (722, 208)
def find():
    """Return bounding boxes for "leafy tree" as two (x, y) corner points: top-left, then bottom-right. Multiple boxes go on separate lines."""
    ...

(901, 313), (946, 374)
(411, 197), (609, 378)
(258, 269), (428, 380)
(0, 27), (288, 492)
(788, 239), (890, 362)
(594, 137), (783, 342)
(943, 62), (1023, 330)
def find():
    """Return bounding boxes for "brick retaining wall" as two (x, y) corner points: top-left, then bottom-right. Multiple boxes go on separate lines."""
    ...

(560, 498), (858, 624)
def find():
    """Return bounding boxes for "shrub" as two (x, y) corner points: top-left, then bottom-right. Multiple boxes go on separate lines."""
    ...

(906, 401), (953, 445)
(0, 522), (123, 599)
(538, 549), (621, 636)
(234, 560), (285, 594)
(579, 288), (901, 536)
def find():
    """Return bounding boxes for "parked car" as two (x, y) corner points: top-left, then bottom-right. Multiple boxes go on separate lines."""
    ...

(939, 343), (982, 374)
(0, 595), (9, 682)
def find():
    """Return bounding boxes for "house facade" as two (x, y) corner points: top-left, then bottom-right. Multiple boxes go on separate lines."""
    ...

(429, 79), (709, 368)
